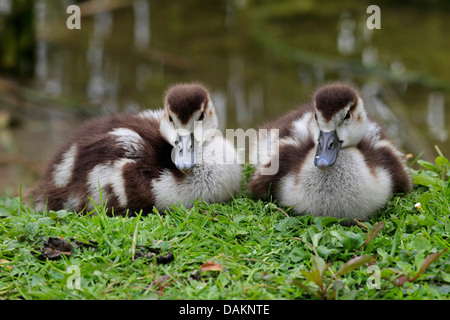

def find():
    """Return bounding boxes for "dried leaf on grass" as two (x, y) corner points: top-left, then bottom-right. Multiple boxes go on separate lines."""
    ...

(0, 258), (13, 270)
(200, 261), (224, 272)
(36, 237), (73, 260)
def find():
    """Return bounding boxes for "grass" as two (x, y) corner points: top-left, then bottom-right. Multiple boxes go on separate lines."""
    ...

(0, 156), (449, 300)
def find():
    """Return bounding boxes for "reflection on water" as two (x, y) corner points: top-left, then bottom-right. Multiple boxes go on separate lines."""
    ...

(428, 91), (447, 142)
(133, 0), (150, 49)
(35, 0), (47, 82)
(360, 82), (406, 147)
(337, 12), (356, 56)
(0, 0), (450, 195)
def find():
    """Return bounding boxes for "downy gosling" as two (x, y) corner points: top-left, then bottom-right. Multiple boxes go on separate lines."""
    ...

(31, 83), (242, 216)
(248, 83), (412, 224)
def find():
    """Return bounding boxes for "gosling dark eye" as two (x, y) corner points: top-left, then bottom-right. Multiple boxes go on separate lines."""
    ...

(169, 115), (173, 123)
(198, 112), (205, 121)
(344, 111), (351, 121)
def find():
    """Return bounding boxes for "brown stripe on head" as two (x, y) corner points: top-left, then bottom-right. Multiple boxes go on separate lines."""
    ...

(164, 83), (209, 124)
(313, 84), (359, 121)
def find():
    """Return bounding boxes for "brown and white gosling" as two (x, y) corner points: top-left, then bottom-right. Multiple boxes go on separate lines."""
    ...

(248, 83), (412, 223)
(31, 83), (242, 216)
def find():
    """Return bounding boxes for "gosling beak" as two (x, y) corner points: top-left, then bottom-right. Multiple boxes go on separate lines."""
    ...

(173, 133), (196, 173)
(314, 130), (342, 171)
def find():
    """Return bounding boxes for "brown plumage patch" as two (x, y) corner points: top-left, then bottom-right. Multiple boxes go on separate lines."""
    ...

(121, 119), (185, 216)
(165, 83), (208, 124)
(31, 111), (185, 217)
(357, 138), (412, 194)
(248, 101), (316, 198)
(248, 137), (315, 199)
(313, 84), (358, 121)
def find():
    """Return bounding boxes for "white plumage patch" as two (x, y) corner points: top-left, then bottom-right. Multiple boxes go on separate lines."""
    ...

(292, 113), (313, 142)
(87, 158), (135, 208)
(53, 144), (77, 187)
(63, 194), (81, 212)
(109, 128), (143, 157)
(138, 109), (164, 121)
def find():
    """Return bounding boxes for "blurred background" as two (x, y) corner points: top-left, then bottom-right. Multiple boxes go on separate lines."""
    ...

(0, 0), (449, 196)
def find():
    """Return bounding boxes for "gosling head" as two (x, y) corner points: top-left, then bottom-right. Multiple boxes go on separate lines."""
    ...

(160, 83), (218, 173)
(312, 83), (368, 171)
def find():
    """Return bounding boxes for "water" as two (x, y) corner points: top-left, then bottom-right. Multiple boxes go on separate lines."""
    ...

(0, 0), (449, 195)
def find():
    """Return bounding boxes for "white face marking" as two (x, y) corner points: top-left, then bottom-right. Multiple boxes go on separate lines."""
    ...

(109, 128), (143, 157)
(87, 158), (135, 208)
(160, 98), (219, 147)
(53, 144), (77, 187)
(195, 100), (219, 145)
(166, 107), (184, 130)
(159, 114), (178, 146)
(315, 98), (367, 148)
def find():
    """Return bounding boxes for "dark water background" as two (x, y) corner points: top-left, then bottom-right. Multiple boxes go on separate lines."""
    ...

(0, 0), (449, 195)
